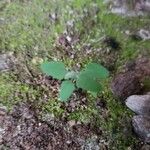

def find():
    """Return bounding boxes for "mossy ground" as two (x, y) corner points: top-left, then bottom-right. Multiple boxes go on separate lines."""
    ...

(0, 0), (150, 149)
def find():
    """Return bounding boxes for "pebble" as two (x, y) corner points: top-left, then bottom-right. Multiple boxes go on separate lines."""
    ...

(132, 115), (150, 143)
(126, 95), (150, 115)
(0, 54), (15, 72)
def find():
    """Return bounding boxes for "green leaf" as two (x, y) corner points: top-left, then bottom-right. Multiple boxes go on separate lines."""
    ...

(59, 81), (75, 102)
(85, 63), (109, 79)
(76, 71), (102, 92)
(41, 61), (67, 80)
(64, 71), (78, 80)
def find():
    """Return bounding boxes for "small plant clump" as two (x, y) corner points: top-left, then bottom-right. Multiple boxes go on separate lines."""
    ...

(41, 61), (109, 101)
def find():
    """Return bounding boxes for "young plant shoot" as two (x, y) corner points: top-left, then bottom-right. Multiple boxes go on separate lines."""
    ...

(41, 61), (109, 101)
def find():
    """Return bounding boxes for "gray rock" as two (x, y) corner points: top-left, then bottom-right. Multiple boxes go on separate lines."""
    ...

(137, 29), (150, 41)
(81, 136), (100, 150)
(132, 115), (150, 143)
(104, 0), (150, 16)
(0, 53), (15, 72)
(126, 95), (150, 115)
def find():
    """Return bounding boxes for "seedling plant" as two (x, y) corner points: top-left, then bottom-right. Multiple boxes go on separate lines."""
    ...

(41, 61), (109, 101)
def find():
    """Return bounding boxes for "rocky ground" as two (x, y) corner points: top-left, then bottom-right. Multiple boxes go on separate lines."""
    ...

(0, 0), (150, 149)
(111, 57), (150, 144)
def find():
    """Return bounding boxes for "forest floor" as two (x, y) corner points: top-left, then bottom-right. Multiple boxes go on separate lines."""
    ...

(0, 0), (150, 149)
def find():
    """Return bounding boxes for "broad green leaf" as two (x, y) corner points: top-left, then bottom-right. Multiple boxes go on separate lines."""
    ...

(76, 71), (102, 92)
(85, 63), (109, 79)
(64, 71), (78, 80)
(41, 61), (67, 80)
(59, 81), (75, 101)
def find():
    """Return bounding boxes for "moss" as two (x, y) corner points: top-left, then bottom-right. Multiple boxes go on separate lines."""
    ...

(42, 99), (64, 117)
(0, 73), (38, 110)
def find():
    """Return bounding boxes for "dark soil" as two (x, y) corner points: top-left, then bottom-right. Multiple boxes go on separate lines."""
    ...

(111, 57), (150, 100)
(1, 103), (102, 150)
(111, 71), (142, 100)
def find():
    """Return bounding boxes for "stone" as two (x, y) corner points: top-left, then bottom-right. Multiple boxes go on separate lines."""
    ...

(111, 71), (141, 100)
(132, 115), (150, 143)
(126, 95), (150, 115)
(137, 29), (150, 41)
(82, 136), (100, 150)
(0, 53), (15, 72)
(68, 120), (76, 127)
(104, 0), (150, 16)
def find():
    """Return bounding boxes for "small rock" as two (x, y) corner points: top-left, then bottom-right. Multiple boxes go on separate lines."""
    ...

(104, 0), (150, 16)
(82, 136), (100, 150)
(111, 71), (141, 100)
(125, 30), (130, 35)
(66, 35), (72, 42)
(132, 115), (150, 143)
(137, 29), (150, 41)
(126, 94), (150, 115)
(66, 140), (72, 144)
(0, 105), (7, 116)
(0, 53), (15, 72)
(68, 120), (76, 127)
(49, 13), (58, 22)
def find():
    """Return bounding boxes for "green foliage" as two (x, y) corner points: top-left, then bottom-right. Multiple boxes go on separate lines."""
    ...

(59, 81), (75, 101)
(85, 63), (109, 79)
(76, 71), (102, 92)
(76, 63), (109, 92)
(41, 61), (109, 101)
(41, 61), (67, 80)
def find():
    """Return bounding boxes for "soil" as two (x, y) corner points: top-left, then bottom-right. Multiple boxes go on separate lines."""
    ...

(0, 103), (104, 150)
